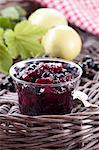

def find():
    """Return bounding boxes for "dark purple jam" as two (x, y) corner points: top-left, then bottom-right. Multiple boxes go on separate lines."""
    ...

(15, 61), (78, 116)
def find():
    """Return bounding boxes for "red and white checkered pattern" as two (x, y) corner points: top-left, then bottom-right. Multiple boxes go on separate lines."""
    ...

(36, 0), (99, 36)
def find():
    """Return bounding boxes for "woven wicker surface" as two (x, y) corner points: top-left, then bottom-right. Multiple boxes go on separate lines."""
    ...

(0, 0), (99, 150)
(0, 73), (99, 150)
(0, 83), (99, 150)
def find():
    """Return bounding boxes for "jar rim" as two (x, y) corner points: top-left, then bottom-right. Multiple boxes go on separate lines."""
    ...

(9, 58), (82, 87)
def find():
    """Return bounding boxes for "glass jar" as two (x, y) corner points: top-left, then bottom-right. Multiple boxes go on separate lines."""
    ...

(10, 58), (82, 116)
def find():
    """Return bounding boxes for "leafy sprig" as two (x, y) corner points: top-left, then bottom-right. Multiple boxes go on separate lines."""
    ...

(0, 40), (12, 73)
(0, 20), (47, 74)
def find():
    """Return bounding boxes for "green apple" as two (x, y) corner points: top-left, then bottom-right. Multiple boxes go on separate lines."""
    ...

(28, 8), (67, 29)
(42, 25), (82, 60)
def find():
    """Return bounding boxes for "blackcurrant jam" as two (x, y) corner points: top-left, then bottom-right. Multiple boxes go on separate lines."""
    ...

(10, 58), (82, 116)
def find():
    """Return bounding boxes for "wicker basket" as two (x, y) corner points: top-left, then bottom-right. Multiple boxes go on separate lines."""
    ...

(0, 0), (99, 150)
(0, 82), (99, 150)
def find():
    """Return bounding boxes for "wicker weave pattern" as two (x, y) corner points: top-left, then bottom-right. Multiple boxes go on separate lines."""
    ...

(0, 81), (99, 150)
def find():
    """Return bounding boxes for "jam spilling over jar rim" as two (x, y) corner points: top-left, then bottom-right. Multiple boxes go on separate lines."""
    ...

(10, 58), (82, 87)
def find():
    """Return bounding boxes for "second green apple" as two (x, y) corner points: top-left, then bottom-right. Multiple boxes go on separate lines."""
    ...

(42, 25), (82, 60)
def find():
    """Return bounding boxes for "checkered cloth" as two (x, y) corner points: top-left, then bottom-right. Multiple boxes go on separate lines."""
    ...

(36, 0), (99, 36)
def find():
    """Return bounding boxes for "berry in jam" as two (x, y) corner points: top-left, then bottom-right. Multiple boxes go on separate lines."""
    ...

(35, 77), (53, 84)
(10, 59), (82, 116)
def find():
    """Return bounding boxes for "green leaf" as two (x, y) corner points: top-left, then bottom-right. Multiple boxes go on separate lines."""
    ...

(0, 16), (14, 29)
(0, 28), (4, 41)
(14, 20), (47, 57)
(0, 7), (20, 20)
(4, 29), (19, 58)
(14, 40), (31, 59)
(0, 41), (12, 74)
(4, 29), (30, 59)
(15, 20), (48, 40)
(4, 20), (47, 60)
(19, 39), (44, 57)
